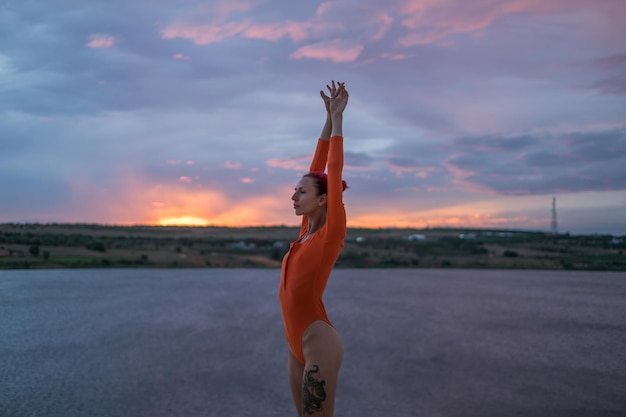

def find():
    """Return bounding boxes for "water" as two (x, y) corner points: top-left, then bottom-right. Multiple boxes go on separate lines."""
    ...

(1, 268), (625, 417)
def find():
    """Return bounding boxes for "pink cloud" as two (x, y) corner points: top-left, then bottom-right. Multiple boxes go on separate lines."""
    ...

(160, 1), (342, 47)
(396, 0), (607, 46)
(242, 21), (311, 42)
(444, 161), (497, 194)
(387, 163), (439, 178)
(163, 19), (317, 45)
(161, 21), (250, 45)
(179, 176), (192, 183)
(266, 155), (311, 171)
(173, 53), (190, 60)
(291, 39), (364, 62)
(371, 12), (394, 41)
(224, 161), (242, 169)
(379, 52), (411, 61)
(85, 33), (116, 49)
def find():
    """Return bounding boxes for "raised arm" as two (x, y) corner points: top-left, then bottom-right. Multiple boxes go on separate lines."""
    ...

(326, 82), (348, 238)
(319, 89), (332, 141)
(309, 81), (346, 172)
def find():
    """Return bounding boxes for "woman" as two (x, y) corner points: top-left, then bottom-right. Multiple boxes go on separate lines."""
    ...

(279, 80), (349, 417)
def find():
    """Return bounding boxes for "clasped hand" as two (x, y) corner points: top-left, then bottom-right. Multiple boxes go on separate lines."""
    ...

(320, 80), (349, 117)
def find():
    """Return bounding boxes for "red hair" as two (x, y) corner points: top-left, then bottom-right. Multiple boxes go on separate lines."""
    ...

(303, 171), (348, 196)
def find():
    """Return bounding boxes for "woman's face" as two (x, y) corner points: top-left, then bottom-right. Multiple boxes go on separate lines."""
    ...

(292, 176), (325, 216)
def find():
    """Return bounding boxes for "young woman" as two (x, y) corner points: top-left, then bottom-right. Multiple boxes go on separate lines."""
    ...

(279, 80), (349, 417)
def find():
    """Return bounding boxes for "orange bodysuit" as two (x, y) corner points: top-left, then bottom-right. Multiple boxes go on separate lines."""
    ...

(279, 136), (346, 365)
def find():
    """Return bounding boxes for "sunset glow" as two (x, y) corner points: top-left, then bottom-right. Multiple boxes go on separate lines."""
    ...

(158, 216), (210, 226)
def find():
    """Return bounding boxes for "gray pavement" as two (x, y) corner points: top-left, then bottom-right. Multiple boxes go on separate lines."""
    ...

(1, 268), (625, 417)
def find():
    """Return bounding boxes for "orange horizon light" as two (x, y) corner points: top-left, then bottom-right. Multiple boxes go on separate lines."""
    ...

(158, 216), (211, 226)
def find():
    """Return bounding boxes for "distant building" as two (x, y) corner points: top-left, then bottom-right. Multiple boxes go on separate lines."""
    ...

(231, 241), (257, 250)
(273, 241), (288, 250)
(459, 233), (477, 239)
(408, 234), (426, 241)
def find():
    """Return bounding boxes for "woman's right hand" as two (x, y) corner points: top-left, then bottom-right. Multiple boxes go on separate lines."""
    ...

(322, 80), (345, 115)
(329, 80), (348, 117)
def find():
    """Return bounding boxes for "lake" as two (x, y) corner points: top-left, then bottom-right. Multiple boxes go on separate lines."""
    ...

(1, 268), (625, 417)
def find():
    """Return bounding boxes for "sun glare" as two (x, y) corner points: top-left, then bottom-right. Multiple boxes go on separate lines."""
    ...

(158, 216), (210, 226)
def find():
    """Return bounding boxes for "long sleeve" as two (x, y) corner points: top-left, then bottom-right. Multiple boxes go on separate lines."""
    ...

(309, 139), (329, 172)
(300, 139), (331, 236)
(326, 136), (346, 241)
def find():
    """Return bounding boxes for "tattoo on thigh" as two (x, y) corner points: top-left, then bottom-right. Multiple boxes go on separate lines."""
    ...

(302, 364), (327, 415)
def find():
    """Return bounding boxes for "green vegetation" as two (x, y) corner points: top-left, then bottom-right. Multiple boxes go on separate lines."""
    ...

(0, 223), (624, 270)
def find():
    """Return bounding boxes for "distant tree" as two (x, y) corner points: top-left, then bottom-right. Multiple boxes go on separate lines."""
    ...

(29, 245), (40, 257)
(271, 248), (283, 260)
(86, 241), (106, 252)
(42, 251), (50, 260)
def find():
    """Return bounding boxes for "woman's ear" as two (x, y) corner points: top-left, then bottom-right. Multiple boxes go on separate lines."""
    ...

(317, 193), (327, 206)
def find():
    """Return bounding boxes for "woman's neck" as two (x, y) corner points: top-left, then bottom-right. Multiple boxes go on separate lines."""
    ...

(305, 209), (327, 236)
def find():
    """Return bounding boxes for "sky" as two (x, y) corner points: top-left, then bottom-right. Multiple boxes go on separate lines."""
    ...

(1, 0), (625, 235)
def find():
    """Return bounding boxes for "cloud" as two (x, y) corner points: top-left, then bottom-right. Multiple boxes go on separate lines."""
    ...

(385, 156), (439, 178)
(224, 161), (242, 169)
(242, 21), (312, 42)
(291, 40), (364, 62)
(266, 155), (311, 172)
(161, 22), (250, 45)
(85, 33), (117, 49)
(445, 129), (626, 195)
(395, 0), (621, 46)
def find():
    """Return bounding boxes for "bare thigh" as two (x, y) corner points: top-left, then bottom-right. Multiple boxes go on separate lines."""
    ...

(288, 350), (305, 417)
(300, 320), (343, 416)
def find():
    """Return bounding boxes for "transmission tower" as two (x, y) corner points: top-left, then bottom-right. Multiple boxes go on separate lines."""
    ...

(550, 196), (558, 235)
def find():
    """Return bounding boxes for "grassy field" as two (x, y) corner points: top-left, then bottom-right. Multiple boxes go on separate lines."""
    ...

(1, 223), (624, 270)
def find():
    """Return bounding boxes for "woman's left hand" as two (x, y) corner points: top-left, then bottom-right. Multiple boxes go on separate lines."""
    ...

(320, 89), (331, 115)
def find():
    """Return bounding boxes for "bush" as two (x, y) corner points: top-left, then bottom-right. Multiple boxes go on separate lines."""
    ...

(86, 241), (106, 252)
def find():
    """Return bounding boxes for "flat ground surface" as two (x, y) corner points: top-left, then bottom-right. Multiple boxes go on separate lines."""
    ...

(1, 268), (625, 417)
